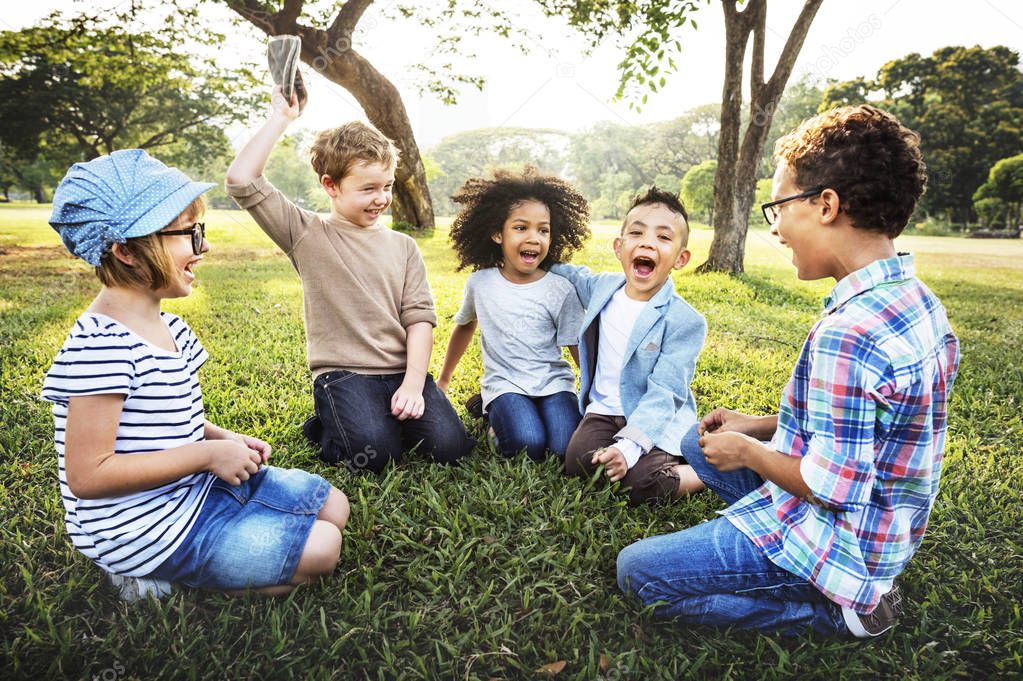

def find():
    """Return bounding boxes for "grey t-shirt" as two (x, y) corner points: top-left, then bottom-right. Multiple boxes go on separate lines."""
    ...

(454, 268), (584, 411)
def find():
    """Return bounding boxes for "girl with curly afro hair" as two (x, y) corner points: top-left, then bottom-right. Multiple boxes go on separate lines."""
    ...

(437, 167), (591, 463)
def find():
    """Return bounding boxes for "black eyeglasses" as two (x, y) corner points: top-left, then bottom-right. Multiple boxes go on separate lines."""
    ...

(159, 222), (205, 255)
(761, 186), (825, 225)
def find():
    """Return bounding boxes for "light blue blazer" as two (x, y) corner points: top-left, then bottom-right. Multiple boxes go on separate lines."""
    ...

(550, 263), (707, 457)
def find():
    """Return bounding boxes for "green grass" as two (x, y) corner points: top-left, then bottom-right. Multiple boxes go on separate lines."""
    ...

(2, 202), (1022, 680)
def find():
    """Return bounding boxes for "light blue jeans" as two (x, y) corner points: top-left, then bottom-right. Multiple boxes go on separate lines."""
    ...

(615, 425), (848, 636)
(487, 391), (580, 462)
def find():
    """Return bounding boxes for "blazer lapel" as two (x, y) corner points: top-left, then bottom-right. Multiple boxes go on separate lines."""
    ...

(583, 277), (624, 331)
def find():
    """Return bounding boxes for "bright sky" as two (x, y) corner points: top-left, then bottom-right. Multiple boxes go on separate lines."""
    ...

(5, 0), (1023, 148)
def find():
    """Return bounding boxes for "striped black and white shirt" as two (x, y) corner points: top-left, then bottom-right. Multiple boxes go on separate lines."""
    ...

(41, 312), (215, 577)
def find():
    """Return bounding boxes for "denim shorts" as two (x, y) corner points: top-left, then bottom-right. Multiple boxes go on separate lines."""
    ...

(149, 466), (331, 589)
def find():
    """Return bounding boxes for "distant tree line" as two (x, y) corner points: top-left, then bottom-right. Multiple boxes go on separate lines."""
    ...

(424, 75), (821, 224)
(1, 4), (1019, 234)
(422, 45), (1023, 232)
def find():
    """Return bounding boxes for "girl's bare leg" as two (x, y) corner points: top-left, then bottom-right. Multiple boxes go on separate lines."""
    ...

(229, 487), (348, 596)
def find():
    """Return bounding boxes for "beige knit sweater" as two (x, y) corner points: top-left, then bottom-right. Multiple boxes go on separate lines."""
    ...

(227, 176), (436, 378)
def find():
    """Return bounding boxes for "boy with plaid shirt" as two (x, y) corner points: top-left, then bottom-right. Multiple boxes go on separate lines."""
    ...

(616, 105), (959, 637)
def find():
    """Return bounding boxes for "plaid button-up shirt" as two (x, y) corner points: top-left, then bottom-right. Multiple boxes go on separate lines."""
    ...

(723, 254), (959, 613)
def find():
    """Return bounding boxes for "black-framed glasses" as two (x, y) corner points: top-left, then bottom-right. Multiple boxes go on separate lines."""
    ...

(761, 186), (825, 225)
(159, 222), (205, 255)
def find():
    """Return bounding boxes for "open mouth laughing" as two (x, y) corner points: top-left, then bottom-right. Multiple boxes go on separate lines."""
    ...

(631, 255), (656, 279)
(183, 258), (201, 283)
(520, 248), (541, 265)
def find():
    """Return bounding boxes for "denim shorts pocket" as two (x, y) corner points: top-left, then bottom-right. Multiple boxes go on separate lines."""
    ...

(247, 467), (330, 515)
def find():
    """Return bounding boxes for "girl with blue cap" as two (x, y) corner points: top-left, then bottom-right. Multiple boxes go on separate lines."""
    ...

(42, 150), (349, 600)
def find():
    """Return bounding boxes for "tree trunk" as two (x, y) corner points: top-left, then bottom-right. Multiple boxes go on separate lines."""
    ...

(697, 0), (823, 274)
(227, 0), (434, 230)
(699, 0), (751, 274)
(390, 171), (434, 229)
(32, 185), (45, 203)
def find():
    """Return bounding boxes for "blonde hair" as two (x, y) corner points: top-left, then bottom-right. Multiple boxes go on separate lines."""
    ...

(95, 195), (206, 290)
(309, 121), (399, 183)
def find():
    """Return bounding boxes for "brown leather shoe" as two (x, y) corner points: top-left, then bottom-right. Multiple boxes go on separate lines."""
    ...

(301, 414), (322, 445)
(463, 393), (484, 419)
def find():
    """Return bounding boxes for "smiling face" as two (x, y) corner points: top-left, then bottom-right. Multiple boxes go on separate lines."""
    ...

(492, 199), (552, 283)
(327, 160), (395, 228)
(156, 211), (210, 299)
(614, 202), (690, 301)
(769, 163), (835, 281)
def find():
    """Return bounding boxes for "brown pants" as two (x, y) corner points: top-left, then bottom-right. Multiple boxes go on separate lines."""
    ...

(564, 412), (682, 506)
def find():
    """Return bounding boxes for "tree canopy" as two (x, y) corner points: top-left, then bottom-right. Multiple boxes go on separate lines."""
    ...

(542, 0), (824, 273)
(424, 104), (726, 221)
(680, 159), (716, 225)
(0, 8), (260, 194)
(822, 45), (1023, 225)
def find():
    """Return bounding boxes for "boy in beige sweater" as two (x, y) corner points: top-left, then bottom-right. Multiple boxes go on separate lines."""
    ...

(226, 86), (474, 473)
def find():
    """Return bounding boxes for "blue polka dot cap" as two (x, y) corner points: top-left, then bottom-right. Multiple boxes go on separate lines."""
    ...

(49, 149), (215, 266)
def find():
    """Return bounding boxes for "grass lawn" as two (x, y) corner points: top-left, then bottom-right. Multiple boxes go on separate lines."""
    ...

(2, 202), (1021, 680)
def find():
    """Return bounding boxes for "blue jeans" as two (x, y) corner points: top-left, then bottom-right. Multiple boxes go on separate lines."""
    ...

(487, 391), (580, 462)
(313, 370), (474, 473)
(616, 425), (848, 636)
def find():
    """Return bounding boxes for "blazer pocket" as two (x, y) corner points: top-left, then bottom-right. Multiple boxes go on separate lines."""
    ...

(632, 344), (659, 373)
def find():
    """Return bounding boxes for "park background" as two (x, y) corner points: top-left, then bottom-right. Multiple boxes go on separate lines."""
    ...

(2, 0), (1022, 679)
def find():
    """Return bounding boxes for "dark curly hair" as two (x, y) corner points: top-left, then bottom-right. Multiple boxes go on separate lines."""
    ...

(624, 186), (690, 244)
(774, 104), (926, 238)
(449, 166), (591, 271)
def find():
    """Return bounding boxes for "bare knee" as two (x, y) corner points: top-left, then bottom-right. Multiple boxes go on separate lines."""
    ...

(318, 486), (350, 530)
(294, 520), (342, 582)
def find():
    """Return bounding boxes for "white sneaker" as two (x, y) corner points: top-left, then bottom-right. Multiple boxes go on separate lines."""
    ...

(108, 573), (173, 602)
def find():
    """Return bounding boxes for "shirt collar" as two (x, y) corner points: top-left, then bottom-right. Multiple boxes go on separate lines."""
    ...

(611, 276), (676, 307)
(822, 253), (915, 314)
(326, 212), (383, 232)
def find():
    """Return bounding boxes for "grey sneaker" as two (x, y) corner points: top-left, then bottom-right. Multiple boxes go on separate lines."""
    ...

(108, 573), (173, 602)
(267, 35), (307, 110)
(843, 585), (903, 638)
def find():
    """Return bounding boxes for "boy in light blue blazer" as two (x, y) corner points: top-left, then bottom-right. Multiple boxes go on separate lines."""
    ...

(551, 187), (707, 505)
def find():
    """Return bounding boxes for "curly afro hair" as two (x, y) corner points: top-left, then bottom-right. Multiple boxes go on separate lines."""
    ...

(774, 104), (926, 238)
(449, 166), (591, 271)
